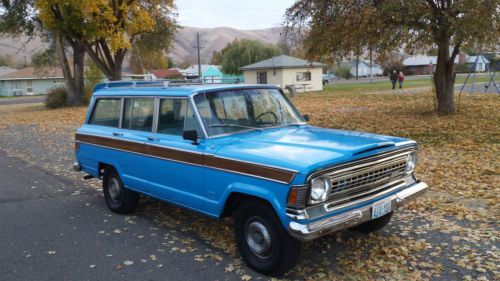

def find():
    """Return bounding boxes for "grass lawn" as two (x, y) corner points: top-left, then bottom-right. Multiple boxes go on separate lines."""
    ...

(325, 75), (493, 93)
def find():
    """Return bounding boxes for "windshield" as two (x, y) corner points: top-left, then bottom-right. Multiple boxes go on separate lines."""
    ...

(193, 88), (304, 136)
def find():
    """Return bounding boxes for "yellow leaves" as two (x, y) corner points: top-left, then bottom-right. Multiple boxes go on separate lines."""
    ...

(36, 0), (172, 53)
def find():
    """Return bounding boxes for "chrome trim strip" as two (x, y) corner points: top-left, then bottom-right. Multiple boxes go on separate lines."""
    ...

(288, 181), (428, 241)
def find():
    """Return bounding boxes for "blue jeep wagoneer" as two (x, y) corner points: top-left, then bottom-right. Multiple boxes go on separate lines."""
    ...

(74, 81), (428, 276)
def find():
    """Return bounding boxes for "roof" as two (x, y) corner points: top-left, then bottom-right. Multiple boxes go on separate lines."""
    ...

(0, 66), (17, 76)
(0, 66), (64, 80)
(404, 55), (460, 66)
(403, 55), (437, 66)
(152, 69), (183, 78)
(93, 83), (279, 97)
(240, 55), (324, 70)
(339, 60), (371, 69)
(465, 55), (490, 64)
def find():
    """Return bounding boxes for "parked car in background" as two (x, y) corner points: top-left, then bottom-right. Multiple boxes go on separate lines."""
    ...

(322, 73), (337, 85)
(74, 81), (428, 276)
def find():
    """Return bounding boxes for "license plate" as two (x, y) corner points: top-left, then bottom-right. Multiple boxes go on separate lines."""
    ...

(372, 199), (392, 219)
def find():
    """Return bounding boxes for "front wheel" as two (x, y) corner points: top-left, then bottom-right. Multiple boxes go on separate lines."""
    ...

(233, 200), (301, 276)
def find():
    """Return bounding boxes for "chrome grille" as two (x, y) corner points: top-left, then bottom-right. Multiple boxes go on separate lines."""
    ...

(315, 147), (415, 205)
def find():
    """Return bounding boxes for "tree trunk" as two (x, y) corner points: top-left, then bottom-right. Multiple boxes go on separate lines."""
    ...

(110, 51), (126, 81)
(71, 43), (85, 106)
(433, 42), (457, 114)
(54, 32), (77, 105)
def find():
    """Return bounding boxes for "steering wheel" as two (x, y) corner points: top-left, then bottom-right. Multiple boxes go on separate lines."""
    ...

(255, 111), (278, 123)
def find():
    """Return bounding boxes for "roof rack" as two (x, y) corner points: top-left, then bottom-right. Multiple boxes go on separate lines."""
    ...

(93, 78), (241, 92)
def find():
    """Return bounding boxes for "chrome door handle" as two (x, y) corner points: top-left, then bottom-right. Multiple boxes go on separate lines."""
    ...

(112, 132), (123, 137)
(147, 136), (160, 142)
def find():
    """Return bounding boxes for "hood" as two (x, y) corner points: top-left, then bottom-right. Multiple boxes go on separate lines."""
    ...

(211, 125), (413, 175)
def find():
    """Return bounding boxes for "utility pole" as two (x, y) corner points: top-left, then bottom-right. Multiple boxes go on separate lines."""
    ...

(195, 33), (202, 80)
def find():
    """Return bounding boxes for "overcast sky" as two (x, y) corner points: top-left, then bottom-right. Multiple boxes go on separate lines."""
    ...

(176, 0), (296, 30)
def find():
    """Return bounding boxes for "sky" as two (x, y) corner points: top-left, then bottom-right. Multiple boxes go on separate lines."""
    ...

(176, 0), (296, 30)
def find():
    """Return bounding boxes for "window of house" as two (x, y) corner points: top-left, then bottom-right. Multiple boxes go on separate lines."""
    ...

(157, 98), (202, 136)
(26, 80), (33, 94)
(257, 71), (267, 84)
(122, 98), (154, 132)
(296, 71), (311, 82)
(88, 99), (121, 127)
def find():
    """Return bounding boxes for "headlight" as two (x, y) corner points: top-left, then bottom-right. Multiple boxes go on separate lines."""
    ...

(406, 152), (416, 173)
(310, 176), (331, 203)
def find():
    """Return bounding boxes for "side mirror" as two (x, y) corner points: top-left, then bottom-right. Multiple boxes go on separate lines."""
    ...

(303, 114), (310, 122)
(183, 130), (199, 145)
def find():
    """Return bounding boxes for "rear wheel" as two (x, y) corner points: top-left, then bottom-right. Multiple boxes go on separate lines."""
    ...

(353, 212), (393, 233)
(103, 167), (139, 214)
(233, 200), (301, 276)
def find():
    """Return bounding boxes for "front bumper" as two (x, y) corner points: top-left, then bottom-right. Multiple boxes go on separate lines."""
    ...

(288, 181), (428, 241)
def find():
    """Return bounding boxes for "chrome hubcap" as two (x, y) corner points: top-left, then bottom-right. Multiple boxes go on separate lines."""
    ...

(108, 177), (121, 202)
(246, 219), (272, 258)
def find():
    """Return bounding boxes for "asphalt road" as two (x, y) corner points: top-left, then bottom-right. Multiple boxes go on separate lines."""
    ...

(0, 96), (45, 105)
(0, 150), (245, 281)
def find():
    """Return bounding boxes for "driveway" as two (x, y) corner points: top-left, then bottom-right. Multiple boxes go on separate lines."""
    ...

(0, 96), (45, 105)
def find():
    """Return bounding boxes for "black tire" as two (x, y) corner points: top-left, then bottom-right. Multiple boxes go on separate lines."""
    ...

(353, 212), (393, 233)
(102, 167), (139, 214)
(233, 200), (301, 276)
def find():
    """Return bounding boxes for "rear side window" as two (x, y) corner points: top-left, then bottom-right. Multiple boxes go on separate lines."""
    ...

(88, 99), (121, 127)
(123, 98), (154, 132)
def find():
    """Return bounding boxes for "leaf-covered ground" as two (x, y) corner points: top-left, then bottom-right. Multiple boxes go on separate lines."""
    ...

(0, 91), (498, 281)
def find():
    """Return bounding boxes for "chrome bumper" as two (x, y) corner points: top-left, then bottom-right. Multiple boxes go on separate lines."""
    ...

(288, 181), (428, 241)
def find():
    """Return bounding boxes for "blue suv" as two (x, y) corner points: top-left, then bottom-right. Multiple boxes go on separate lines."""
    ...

(74, 81), (427, 276)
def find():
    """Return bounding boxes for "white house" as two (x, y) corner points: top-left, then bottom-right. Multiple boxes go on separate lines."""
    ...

(465, 55), (490, 72)
(340, 60), (383, 77)
(240, 55), (324, 91)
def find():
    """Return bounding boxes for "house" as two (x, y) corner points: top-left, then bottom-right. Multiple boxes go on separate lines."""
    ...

(152, 68), (184, 79)
(403, 55), (463, 75)
(182, 64), (224, 82)
(403, 55), (437, 75)
(339, 60), (384, 77)
(465, 55), (490, 72)
(0, 67), (65, 96)
(240, 55), (324, 91)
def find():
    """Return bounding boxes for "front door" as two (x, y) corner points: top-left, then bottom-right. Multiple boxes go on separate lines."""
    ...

(145, 97), (207, 212)
(257, 71), (267, 84)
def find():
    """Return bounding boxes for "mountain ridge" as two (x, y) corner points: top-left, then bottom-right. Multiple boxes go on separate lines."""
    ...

(0, 26), (282, 67)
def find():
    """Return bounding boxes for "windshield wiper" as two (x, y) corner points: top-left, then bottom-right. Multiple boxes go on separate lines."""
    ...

(209, 124), (263, 132)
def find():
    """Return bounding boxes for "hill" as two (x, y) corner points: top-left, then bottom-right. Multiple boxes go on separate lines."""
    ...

(0, 26), (282, 67)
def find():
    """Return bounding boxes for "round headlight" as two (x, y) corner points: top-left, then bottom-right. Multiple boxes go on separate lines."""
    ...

(406, 153), (416, 173)
(310, 176), (331, 202)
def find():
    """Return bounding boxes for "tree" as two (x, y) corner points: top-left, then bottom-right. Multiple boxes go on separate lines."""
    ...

(211, 39), (282, 75)
(0, 54), (15, 67)
(1, 0), (86, 105)
(37, 0), (177, 81)
(285, 0), (500, 114)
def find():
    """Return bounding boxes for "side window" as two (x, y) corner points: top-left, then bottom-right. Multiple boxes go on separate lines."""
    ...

(158, 98), (201, 136)
(88, 98), (121, 127)
(122, 98), (154, 132)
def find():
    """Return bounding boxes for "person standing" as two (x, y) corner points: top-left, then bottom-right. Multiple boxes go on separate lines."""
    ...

(398, 71), (405, 89)
(390, 70), (398, 90)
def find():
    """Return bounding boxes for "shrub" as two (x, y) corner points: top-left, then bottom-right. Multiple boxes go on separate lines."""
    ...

(335, 66), (353, 79)
(45, 87), (67, 109)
